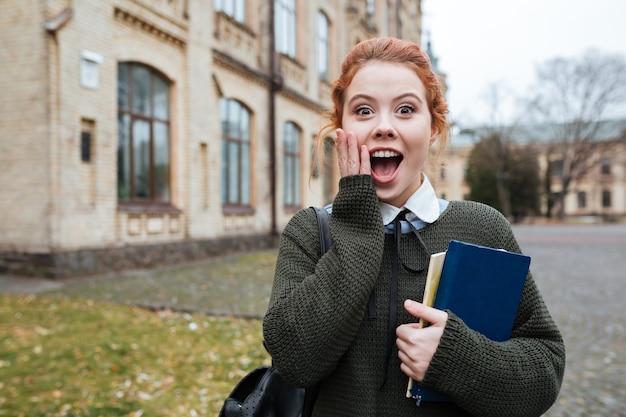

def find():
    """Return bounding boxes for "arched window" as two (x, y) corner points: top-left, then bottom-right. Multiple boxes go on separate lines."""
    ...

(117, 62), (170, 203)
(317, 11), (330, 80)
(275, 0), (296, 58)
(214, 0), (246, 23)
(283, 122), (301, 208)
(220, 98), (252, 208)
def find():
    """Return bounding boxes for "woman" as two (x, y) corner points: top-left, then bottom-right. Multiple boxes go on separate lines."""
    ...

(263, 37), (565, 417)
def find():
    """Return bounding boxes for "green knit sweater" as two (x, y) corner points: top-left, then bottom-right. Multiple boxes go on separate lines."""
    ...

(263, 175), (565, 417)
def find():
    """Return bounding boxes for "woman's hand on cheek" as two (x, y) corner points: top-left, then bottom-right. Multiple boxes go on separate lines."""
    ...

(336, 128), (371, 177)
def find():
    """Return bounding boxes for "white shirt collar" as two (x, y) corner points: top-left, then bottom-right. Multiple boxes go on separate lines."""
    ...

(379, 174), (441, 226)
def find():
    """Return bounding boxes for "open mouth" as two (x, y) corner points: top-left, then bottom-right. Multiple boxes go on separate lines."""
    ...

(370, 150), (403, 181)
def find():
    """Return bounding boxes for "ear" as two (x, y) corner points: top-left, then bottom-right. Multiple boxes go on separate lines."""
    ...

(429, 128), (439, 146)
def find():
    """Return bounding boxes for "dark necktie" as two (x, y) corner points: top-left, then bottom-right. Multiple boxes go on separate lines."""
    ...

(380, 209), (430, 388)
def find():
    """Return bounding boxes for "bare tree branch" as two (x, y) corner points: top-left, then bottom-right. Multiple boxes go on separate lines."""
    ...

(526, 49), (626, 218)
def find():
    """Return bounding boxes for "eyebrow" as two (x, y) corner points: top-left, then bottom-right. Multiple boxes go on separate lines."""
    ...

(346, 93), (374, 107)
(346, 92), (425, 107)
(396, 92), (425, 104)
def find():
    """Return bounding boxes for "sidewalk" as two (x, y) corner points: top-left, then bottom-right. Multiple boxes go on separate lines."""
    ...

(0, 249), (280, 319)
(0, 274), (65, 294)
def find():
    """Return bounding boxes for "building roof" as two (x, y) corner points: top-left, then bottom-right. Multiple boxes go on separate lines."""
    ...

(450, 118), (626, 148)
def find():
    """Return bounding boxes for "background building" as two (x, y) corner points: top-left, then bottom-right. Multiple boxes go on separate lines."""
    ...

(437, 120), (626, 222)
(0, 0), (426, 277)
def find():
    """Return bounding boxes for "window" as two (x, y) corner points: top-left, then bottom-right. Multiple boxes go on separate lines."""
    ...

(550, 160), (563, 177)
(602, 190), (611, 208)
(317, 12), (329, 80)
(601, 157), (611, 175)
(283, 122), (301, 208)
(117, 63), (170, 203)
(214, 0), (246, 23)
(275, 0), (296, 58)
(220, 98), (252, 208)
(81, 130), (92, 162)
(81, 118), (95, 163)
(577, 191), (586, 208)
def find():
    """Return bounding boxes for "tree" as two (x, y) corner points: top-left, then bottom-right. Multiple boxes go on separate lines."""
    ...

(526, 50), (626, 219)
(465, 134), (541, 222)
(465, 134), (504, 213)
(507, 145), (541, 221)
(464, 83), (524, 219)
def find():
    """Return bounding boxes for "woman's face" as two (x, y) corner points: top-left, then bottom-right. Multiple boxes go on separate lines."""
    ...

(341, 61), (437, 207)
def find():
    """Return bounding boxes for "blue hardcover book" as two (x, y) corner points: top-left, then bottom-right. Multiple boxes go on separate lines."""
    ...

(407, 240), (531, 405)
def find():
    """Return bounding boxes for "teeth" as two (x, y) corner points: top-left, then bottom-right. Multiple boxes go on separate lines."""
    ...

(371, 150), (400, 158)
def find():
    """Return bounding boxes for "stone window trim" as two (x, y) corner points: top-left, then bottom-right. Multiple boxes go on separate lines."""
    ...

(222, 205), (256, 216)
(117, 201), (182, 214)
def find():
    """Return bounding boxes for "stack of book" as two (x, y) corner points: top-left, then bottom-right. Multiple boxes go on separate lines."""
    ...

(406, 240), (531, 405)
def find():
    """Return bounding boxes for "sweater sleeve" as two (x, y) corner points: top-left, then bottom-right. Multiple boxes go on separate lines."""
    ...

(263, 175), (385, 387)
(422, 202), (566, 417)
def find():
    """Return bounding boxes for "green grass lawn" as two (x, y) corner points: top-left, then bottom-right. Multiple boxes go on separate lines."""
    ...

(0, 294), (270, 417)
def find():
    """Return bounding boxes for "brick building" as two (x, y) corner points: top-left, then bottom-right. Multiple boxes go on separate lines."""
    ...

(0, 0), (425, 277)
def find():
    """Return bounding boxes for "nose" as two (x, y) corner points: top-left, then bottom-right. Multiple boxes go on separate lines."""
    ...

(374, 121), (396, 139)
(375, 130), (394, 138)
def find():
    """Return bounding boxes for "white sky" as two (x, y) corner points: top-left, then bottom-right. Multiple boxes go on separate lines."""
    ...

(422, 0), (626, 126)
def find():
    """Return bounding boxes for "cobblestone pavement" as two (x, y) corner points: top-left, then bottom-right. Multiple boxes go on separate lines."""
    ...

(512, 224), (626, 417)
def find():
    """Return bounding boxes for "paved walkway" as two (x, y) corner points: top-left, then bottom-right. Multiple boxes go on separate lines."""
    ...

(513, 224), (626, 417)
(2, 223), (626, 416)
(0, 275), (64, 293)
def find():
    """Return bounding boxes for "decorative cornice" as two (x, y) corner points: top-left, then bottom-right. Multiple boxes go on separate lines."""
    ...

(278, 88), (327, 114)
(212, 50), (326, 113)
(128, 0), (188, 28)
(212, 48), (271, 88)
(114, 7), (186, 49)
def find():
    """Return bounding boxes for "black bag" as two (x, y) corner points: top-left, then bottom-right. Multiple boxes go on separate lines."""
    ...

(219, 366), (305, 417)
(218, 207), (330, 417)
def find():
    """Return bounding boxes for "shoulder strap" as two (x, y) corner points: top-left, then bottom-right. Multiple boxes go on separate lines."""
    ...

(302, 207), (331, 417)
(312, 206), (332, 255)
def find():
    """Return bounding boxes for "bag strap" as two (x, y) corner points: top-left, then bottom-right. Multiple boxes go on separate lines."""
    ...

(264, 207), (330, 417)
(312, 206), (331, 255)
(302, 206), (331, 417)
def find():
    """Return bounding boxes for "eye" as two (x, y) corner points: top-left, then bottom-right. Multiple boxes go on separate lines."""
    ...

(397, 104), (415, 115)
(354, 106), (374, 116)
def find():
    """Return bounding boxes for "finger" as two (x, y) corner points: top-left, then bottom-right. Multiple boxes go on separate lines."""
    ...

(396, 327), (438, 382)
(399, 360), (418, 381)
(359, 145), (371, 175)
(346, 131), (360, 175)
(335, 129), (349, 177)
(404, 299), (448, 327)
